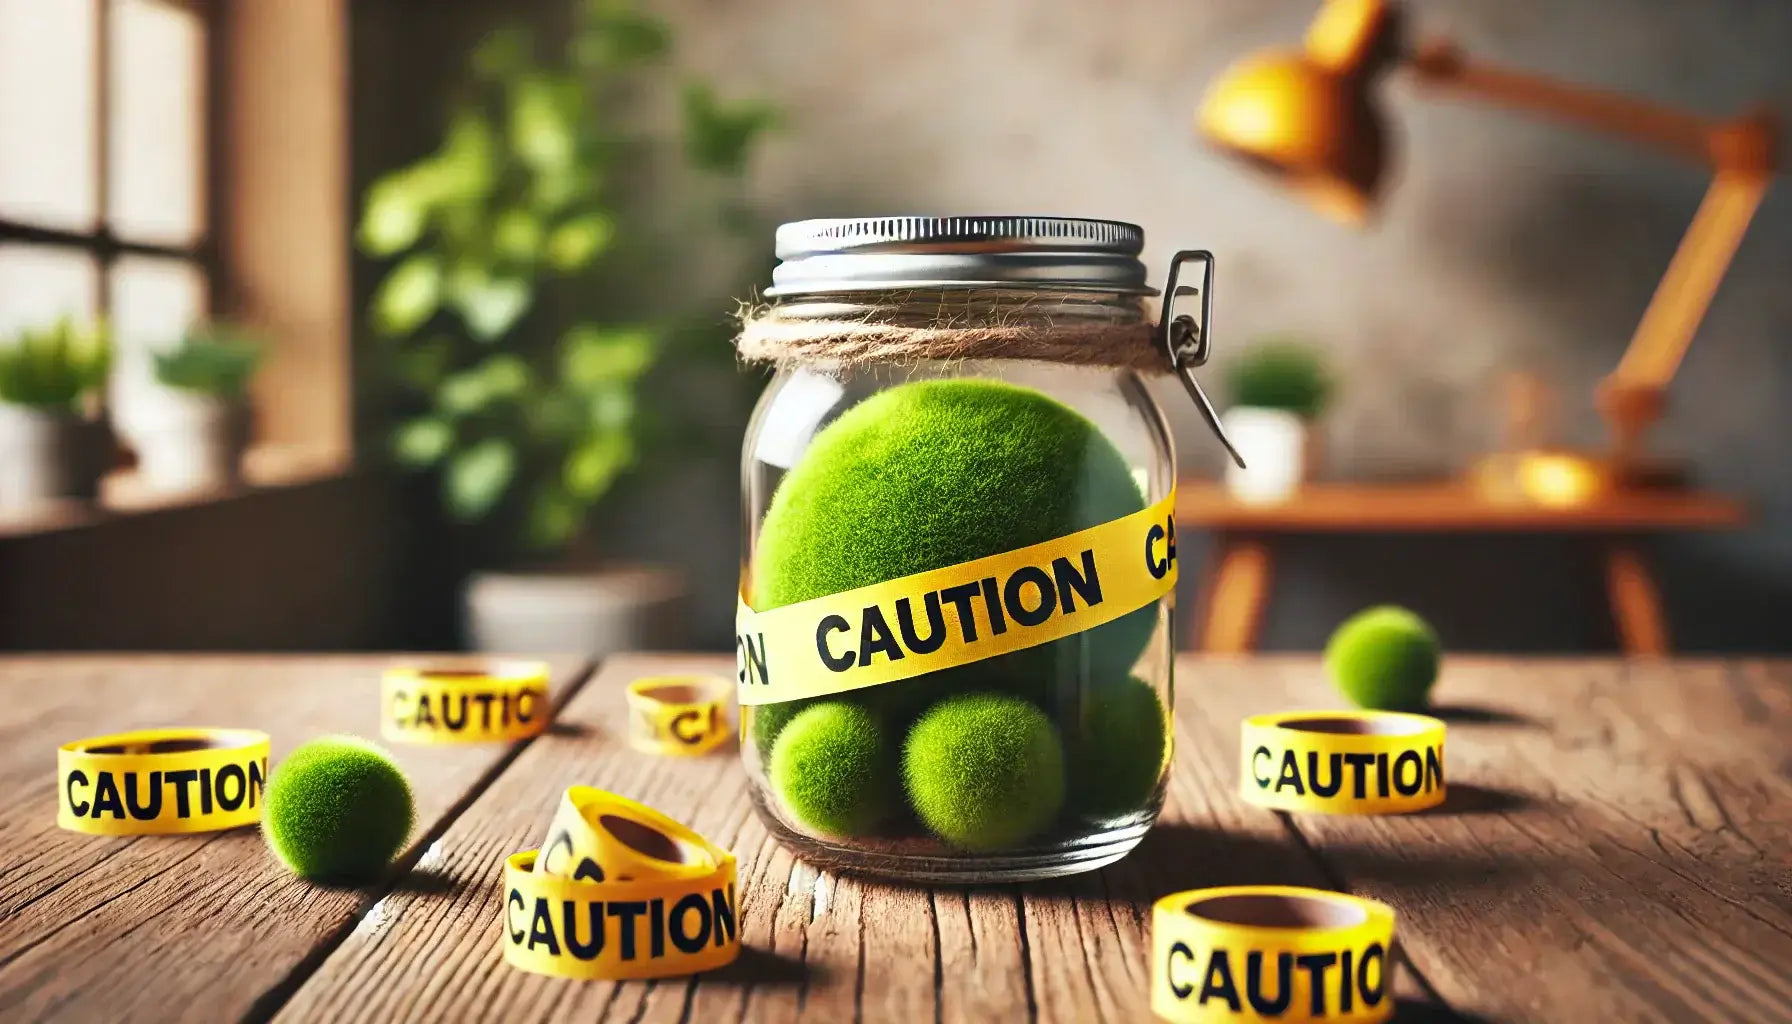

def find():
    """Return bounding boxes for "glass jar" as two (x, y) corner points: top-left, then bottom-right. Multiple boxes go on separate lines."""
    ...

(735, 217), (1236, 883)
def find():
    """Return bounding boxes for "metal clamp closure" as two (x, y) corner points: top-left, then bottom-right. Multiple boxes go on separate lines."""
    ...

(1159, 250), (1244, 468)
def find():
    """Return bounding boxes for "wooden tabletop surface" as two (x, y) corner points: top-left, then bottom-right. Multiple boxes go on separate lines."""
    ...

(1, 654), (1788, 1023)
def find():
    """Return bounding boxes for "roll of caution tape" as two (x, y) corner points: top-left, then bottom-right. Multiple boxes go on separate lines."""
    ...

(503, 789), (739, 980)
(382, 661), (552, 744)
(1241, 710), (1446, 815)
(626, 675), (731, 757)
(1240, 713), (1447, 817)
(534, 786), (716, 883)
(1151, 885), (1396, 1023)
(58, 728), (271, 835)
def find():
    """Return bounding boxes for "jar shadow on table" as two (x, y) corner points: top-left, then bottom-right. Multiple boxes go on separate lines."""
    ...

(1088, 819), (1562, 904)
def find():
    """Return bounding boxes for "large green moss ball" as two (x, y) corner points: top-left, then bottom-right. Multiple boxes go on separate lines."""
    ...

(1070, 676), (1168, 817)
(768, 701), (897, 837)
(753, 378), (1155, 688)
(264, 735), (415, 883)
(1325, 606), (1442, 710)
(902, 692), (1066, 850)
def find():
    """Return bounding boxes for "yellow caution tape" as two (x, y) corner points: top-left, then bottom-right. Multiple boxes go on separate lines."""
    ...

(625, 675), (731, 757)
(534, 787), (717, 883)
(382, 661), (552, 744)
(1240, 710), (1446, 815)
(1152, 885), (1396, 1023)
(503, 788), (740, 980)
(58, 728), (271, 835)
(735, 489), (1178, 706)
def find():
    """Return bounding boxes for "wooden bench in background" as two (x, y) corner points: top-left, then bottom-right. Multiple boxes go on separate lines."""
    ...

(1177, 480), (1748, 656)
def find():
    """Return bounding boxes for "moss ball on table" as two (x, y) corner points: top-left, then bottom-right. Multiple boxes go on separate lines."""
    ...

(263, 735), (415, 883)
(769, 700), (898, 838)
(902, 692), (1066, 851)
(751, 378), (1156, 695)
(1069, 675), (1168, 817)
(1325, 605), (1442, 710)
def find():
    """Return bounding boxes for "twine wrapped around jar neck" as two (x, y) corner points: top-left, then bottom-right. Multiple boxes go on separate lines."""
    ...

(735, 289), (1167, 373)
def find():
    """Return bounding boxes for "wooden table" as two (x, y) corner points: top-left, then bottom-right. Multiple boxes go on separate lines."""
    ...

(1176, 481), (1749, 656)
(2, 654), (1788, 1022)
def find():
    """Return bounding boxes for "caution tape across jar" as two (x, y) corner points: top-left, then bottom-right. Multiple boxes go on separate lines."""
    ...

(735, 489), (1177, 706)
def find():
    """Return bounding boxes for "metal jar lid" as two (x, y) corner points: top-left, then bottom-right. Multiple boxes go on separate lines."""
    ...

(764, 216), (1156, 298)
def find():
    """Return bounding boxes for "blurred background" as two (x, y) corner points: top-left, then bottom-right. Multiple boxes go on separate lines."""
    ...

(0, 0), (1786, 655)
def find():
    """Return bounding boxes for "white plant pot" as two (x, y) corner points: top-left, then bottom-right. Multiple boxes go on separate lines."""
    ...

(122, 391), (250, 495)
(1223, 407), (1311, 505)
(0, 405), (103, 511)
(464, 565), (688, 656)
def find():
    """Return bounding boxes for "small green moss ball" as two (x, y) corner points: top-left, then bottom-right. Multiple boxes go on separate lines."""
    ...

(750, 699), (806, 753)
(1325, 605), (1442, 710)
(753, 378), (1155, 687)
(1070, 676), (1168, 817)
(768, 701), (897, 837)
(902, 693), (1066, 850)
(264, 735), (415, 883)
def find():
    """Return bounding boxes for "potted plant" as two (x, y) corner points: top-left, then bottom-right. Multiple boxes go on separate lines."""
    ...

(359, 0), (775, 654)
(1222, 337), (1333, 503)
(0, 318), (111, 513)
(122, 324), (261, 495)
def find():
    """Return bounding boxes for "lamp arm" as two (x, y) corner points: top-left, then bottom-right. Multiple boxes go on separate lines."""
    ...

(1409, 39), (1778, 463)
(1407, 41), (1717, 162)
(1597, 171), (1772, 461)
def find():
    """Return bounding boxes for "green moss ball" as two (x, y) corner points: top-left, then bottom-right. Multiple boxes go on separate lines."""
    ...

(902, 693), (1066, 850)
(1325, 605), (1442, 710)
(1070, 676), (1168, 817)
(753, 378), (1155, 688)
(264, 735), (415, 883)
(750, 699), (806, 753)
(768, 701), (897, 837)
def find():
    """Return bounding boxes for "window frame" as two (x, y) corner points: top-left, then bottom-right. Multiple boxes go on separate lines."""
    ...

(0, 0), (222, 326)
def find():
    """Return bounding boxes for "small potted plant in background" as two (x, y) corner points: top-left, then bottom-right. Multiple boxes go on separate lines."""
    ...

(1222, 336), (1333, 504)
(125, 324), (261, 495)
(0, 318), (111, 513)
(361, 0), (776, 655)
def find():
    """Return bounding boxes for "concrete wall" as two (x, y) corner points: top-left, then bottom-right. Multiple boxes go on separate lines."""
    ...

(647, 0), (1792, 651)
(356, 0), (1792, 652)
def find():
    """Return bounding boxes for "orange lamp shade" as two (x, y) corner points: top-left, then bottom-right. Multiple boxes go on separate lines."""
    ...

(1196, 0), (1402, 224)
(1197, 53), (1387, 224)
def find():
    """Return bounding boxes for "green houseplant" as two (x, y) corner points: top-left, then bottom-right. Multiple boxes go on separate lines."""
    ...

(359, 0), (776, 652)
(0, 317), (111, 510)
(121, 324), (262, 495)
(154, 326), (262, 400)
(1221, 337), (1334, 503)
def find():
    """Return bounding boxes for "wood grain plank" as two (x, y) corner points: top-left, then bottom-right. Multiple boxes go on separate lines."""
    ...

(1188, 657), (1792, 1024)
(276, 653), (1360, 1023)
(0, 654), (588, 1023)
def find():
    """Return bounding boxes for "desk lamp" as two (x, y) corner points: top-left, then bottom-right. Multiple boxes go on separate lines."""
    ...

(1197, 0), (1777, 483)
